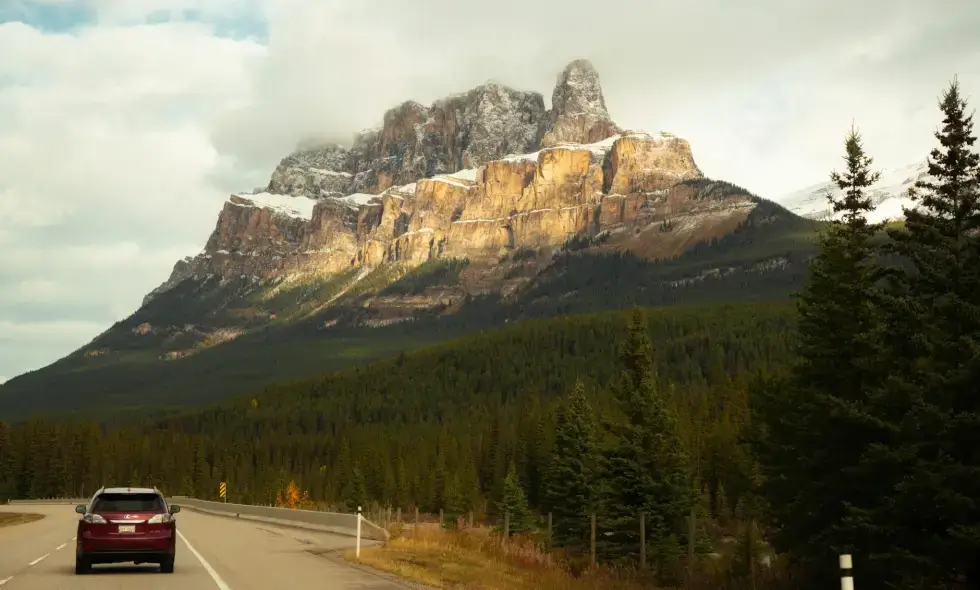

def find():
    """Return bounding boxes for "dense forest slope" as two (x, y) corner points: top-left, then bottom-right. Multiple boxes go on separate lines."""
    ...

(0, 301), (795, 512)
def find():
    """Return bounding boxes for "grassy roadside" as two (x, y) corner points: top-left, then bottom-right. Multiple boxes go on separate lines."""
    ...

(0, 512), (45, 528)
(342, 524), (658, 590)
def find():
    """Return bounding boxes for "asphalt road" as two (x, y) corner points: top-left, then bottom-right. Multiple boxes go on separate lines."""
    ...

(0, 504), (406, 589)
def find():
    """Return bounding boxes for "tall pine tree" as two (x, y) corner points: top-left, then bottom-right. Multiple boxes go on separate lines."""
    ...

(753, 127), (887, 588)
(542, 380), (600, 553)
(867, 78), (980, 588)
(598, 309), (694, 576)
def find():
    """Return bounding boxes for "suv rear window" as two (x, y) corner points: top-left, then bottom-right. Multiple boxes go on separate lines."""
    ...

(92, 493), (165, 513)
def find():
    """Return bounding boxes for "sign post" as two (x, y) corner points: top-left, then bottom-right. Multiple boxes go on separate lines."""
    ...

(840, 554), (855, 590)
(219, 482), (227, 503)
(356, 505), (362, 559)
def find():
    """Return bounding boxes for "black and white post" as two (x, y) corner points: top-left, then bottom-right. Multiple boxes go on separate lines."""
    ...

(356, 505), (362, 559)
(839, 554), (854, 590)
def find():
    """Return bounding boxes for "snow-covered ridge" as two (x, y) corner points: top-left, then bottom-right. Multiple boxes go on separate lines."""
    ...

(499, 131), (669, 163)
(776, 161), (931, 223)
(231, 131), (683, 220)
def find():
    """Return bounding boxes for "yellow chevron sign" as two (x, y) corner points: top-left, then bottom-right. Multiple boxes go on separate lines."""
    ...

(219, 482), (227, 499)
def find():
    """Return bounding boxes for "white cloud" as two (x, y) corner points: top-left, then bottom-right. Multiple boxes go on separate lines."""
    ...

(0, 15), (264, 379)
(2, 0), (980, 382)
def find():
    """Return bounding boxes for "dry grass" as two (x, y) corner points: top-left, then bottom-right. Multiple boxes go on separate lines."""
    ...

(343, 524), (659, 590)
(0, 512), (44, 529)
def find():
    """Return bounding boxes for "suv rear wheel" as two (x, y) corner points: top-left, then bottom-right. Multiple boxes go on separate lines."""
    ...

(74, 556), (90, 575)
(160, 556), (175, 573)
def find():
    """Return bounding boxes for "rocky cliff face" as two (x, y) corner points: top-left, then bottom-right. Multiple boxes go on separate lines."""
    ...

(148, 59), (756, 307)
(266, 81), (548, 198)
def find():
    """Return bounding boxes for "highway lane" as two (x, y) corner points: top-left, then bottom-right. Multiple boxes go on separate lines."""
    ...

(0, 504), (406, 589)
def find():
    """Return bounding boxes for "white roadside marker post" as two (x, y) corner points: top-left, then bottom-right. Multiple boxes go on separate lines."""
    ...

(356, 505), (362, 560)
(840, 554), (854, 590)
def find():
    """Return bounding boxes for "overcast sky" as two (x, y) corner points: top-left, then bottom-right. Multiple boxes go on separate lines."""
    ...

(1, 0), (979, 383)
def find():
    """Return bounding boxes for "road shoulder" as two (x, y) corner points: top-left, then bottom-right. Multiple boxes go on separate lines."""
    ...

(0, 512), (45, 529)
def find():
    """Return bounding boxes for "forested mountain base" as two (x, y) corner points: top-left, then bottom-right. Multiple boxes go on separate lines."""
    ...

(0, 195), (818, 421)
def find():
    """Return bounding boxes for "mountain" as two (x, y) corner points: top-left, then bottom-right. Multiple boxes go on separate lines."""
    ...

(777, 161), (930, 222)
(0, 59), (821, 420)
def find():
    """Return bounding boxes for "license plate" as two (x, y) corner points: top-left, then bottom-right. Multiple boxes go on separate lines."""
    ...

(118, 525), (136, 534)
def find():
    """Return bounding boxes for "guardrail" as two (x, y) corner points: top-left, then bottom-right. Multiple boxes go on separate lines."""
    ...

(168, 497), (389, 542)
(4, 496), (389, 542)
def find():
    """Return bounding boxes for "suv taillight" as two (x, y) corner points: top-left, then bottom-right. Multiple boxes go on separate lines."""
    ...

(147, 513), (172, 524)
(82, 514), (107, 524)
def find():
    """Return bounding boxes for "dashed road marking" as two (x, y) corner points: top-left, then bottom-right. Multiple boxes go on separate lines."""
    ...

(28, 553), (48, 566)
(178, 531), (231, 590)
(0, 576), (13, 586)
(56, 542), (67, 550)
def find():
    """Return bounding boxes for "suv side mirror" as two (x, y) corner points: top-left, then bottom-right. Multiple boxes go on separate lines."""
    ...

(75, 504), (86, 515)
(169, 504), (181, 514)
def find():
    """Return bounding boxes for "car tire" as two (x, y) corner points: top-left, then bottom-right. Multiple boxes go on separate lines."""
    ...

(74, 556), (90, 575)
(160, 557), (174, 573)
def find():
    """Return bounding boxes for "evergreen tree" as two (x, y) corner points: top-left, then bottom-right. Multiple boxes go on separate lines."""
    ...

(867, 78), (980, 588)
(341, 465), (369, 512)
(495, 461), (534, 536)
(754, 128), (888, 588)
(542, 380), (600, 553)
(598, 309), (695, 576)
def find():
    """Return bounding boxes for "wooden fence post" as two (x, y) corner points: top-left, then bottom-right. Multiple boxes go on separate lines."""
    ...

(396, 506), (401, 523)
(686, 509), (695, 589)
(503, 512), (510, 540)
(414, 506), (419, 528)
(439, 508), (444, 529)
(547, 512), (553, 550)
(640, 511), (646, 570)
(468, 511), (474, 529)
(590, 513), (596, 569)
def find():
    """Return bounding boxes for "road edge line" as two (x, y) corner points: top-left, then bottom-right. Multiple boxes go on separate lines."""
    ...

(177, 530), (231, 590)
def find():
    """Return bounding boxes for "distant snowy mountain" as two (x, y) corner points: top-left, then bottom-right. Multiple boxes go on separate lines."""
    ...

(777, 162), (931, 223)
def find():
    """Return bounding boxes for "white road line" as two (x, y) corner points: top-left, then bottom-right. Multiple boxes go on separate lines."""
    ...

(28, 554), (48, 566)
(0, 577), (12, 586)
(72, 536), (76, 541)
(177, 531), (231, 590)
(56, 542), (67, 551)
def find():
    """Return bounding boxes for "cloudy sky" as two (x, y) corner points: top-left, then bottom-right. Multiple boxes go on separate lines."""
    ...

(1, 0), (978, 383)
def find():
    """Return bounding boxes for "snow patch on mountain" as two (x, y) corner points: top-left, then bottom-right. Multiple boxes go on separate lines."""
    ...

(777, 161), (931, 222)
(231, 192), (318, 220)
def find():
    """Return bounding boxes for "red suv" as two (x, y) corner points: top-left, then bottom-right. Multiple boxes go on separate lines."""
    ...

(75, 486), (181, 574)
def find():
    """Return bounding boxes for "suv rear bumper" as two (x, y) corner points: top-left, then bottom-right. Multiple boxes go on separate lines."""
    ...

(79, 548), (174, 565)
(78, 533), (175, 561)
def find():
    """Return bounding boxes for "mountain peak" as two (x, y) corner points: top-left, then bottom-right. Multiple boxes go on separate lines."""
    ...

(543, 59), (620, 147)
(552, 59), (608, 118)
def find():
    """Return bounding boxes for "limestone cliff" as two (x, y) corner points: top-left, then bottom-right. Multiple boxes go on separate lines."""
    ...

(148, 59), (759, 306)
